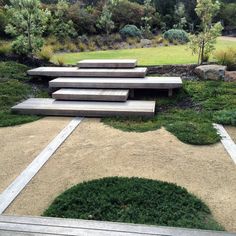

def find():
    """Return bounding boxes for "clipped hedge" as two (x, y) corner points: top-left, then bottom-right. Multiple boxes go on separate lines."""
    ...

(43, 177), (223, 230)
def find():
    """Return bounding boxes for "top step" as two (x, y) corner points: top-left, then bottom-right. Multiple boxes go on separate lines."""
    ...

(77, 59), (137, 68)
(27, 67), (147, 78)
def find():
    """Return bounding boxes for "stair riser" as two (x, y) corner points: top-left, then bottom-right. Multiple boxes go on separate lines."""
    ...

(12, 99), (155, 118)
(49, 82), (182, 89)
(52, 94), (128, 102)
(77, 60), (137, 69)
(13, 108), (153, 117)
(28, 68), (147, 78)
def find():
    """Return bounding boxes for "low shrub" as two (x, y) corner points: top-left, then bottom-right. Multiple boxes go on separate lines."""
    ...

(43, 177), (223, 230)
(152, 35), (163, 44)
(87, 40), (96, 51)
(119, 24), (141, 38)
(126, 37), (138, 45)
(45, 36), (58, 46)
(0, 61), (29, 80)
(162, 38), (169, 46)
(77, 34), (89, 44)
(78, 42), (87, 52)
(51, 42), (64, 52)
(0, 61), (47, 127)
(213, 110), (236, 126)
(55, 55), (66, 66)
(214, 48), (236, 67)
(172, 39), (179, 45)
(93, 35), (104, 48)
(0, 42), (12, 55)
(163, 29), (189, 44)
(166, 121), (220, 145)
(37, 45), (54, 61)
(65, 42), (77, 52)
(110, 33), (122, 43)
(101, 45), (108, 51)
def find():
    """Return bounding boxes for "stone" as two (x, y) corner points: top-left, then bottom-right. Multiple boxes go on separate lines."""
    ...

(140, 39), (152, 47)
(27, 67), (147, 78)
(194, 64), (226, 80)
(225, 71), (236, 82)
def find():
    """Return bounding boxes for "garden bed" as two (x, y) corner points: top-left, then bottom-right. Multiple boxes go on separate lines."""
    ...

(4, 119), (236, 231)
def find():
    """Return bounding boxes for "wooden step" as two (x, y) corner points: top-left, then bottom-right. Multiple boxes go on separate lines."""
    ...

(12, 98), (155, 117)
(77, 59), (137, 68)
(52, 89), (129, 101)
(49, 77), (182, 89)
(0, 215), (234, 236)
(28, 67), (147, 78)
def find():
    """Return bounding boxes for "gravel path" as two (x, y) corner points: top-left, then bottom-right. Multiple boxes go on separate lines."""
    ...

(0, 117), (71, 193)
(4, 119), (236, 232)
(220, 36), (236, 42)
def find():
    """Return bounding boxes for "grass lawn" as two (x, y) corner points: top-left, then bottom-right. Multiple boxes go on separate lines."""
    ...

(51, 38), (236, 65)
(103, 80), (236, 145)
(0, 61), (48, 127)
(43, 177), (223, 231)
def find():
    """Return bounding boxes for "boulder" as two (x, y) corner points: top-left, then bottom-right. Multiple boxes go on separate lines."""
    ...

(140, 39), (152, 47)
(225, 71), (236, 82)
(194, 64), (226, 80)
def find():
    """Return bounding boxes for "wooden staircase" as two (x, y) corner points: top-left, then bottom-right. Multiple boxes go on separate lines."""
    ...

(12, 59), (183, 117)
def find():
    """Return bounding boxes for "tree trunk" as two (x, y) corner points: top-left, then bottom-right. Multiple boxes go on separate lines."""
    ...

(200, 39), (205, 65)
(27, 14), (32, 54)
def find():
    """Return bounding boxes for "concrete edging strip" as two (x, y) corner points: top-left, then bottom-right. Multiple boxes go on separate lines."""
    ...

(0, 117), (83, 214)
(213, 123), (236, 164)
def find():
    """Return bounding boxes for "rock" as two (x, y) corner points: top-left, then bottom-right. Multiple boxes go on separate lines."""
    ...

(194, 64), (226, 80)
(140, 39), (152, 47)
(225, 71), (236, 82)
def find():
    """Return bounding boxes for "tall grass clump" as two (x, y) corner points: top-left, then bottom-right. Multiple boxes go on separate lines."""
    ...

(0, 42), (12, 55)
(38, 45), (54, 61)
(214, 48), (236, 67)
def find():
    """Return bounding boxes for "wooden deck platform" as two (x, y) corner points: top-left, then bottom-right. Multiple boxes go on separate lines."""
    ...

(27, 67), (147, 78)
(11, 98), (155, 117)
(52, 89), (129, 101)
(49, 77), (182, 89)
(0, 215), (234, 236)
(77, 59), (137, 68)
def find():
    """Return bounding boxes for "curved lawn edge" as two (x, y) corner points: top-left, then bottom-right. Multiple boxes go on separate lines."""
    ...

(51, 38), (236, 66)
(101, 115), (220, 145)
(43, 177), (224, 231)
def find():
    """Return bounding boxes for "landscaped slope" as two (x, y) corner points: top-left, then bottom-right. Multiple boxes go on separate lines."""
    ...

(0, 61), (48, 127)
(51, 38), (236, 65)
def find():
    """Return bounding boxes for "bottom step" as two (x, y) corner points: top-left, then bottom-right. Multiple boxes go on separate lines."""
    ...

(52, 89), (129, 102)
(12, 98), (155, 117)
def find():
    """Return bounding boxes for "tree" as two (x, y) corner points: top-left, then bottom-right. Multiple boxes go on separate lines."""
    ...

(112, 0), (144, 29)
(0, 9), (8, 36)
(96, 0), (114, 35)
(68, 4), (99, 35)
(174, 2), (187, 30)
(5, 0), (50, 55)
(141, 0), (153, 38)
(219, 3), (236, 28)
(49, 0), (77, 42)
(188, 0), (223, 64)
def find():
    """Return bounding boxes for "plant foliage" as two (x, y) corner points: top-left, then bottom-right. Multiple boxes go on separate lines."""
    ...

(5, 0), (50, 55)
(43, 177), (223, 230)
(163, 29), (189, 43)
